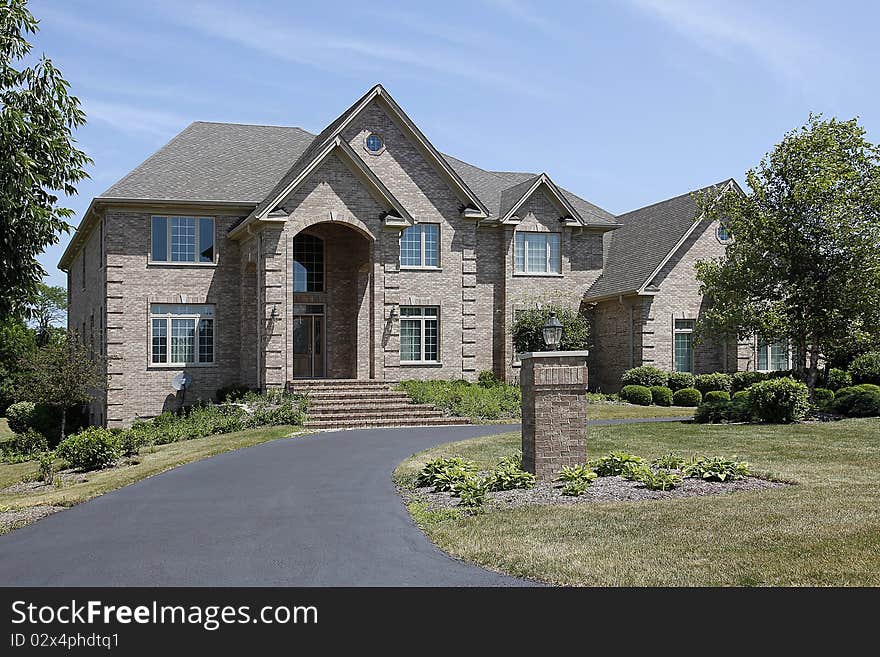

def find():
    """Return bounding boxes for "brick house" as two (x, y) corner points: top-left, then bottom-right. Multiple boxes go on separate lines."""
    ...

(59, 85), (776, 426)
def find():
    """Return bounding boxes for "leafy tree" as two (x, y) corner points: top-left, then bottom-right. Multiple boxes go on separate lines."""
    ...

(27, 282), (66, 345)
(0, 0), (91, 319)
(16, 331), (106, 440)
(0, 315), (36, 413)
(695, 115), (880, 392)
(512, 306), (590, 354)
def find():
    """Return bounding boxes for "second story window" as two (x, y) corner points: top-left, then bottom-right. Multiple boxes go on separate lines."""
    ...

(400, 224), (439, 268)
(293, 233), (324, 292)
(515, 232), (560, 274)
(151, 216), (215, 263)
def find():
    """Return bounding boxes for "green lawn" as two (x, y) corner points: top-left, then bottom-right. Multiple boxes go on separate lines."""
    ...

(0, 424), (307, 534)
(0, 418), (11, 441)
(587, 403), (693, 421)
(395, 418), (880, 586)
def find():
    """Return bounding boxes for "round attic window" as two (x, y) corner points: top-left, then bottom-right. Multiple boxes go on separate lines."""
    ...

(365, 133), (384, 153)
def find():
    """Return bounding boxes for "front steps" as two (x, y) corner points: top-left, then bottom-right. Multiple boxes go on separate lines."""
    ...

(287, 379), (470, 430)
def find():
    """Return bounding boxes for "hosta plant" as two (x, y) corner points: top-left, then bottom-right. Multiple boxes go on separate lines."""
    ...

(561, 479), (592, 497)
(486, 460), (535, 491)
(683, 456), (750, 481)
(554, 464), (598, 483)
(638, 469), (682, 491)
(652, 453), (686, 469)
(591, 452), (645, 477)
(452, 476), (490, 508)
(621, 462), (654, 481)
(415, 457), (477, 488)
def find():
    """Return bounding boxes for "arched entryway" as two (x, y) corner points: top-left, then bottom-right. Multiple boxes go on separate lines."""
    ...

(290, 221), (374, 380)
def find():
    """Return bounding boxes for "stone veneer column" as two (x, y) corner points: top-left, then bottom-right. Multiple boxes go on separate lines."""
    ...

(520, 351), (589, 480)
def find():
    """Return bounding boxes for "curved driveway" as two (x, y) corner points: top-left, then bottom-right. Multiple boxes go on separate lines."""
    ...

(0, 418), (686, 586)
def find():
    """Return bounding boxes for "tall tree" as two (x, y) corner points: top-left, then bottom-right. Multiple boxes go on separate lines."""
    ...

(17, 331), (106, 440)
(0, 0), (91, 319)
(695, 115), (880, 392)
(27, 282), (66, 345)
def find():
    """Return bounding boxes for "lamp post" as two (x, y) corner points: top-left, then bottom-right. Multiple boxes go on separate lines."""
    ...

(542, 311), (563, 350)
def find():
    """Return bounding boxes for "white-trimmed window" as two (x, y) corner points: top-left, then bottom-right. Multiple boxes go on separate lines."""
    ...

(717, 220), (731, 243)
(757, 337), (789, 372)
(150, 304), (215, 366)
(151, 216), (215, 263)
(673, 318), (696, 373)
(400, 224), (439, 268)
(400, 306), (439, 363)
(514, 232), (561, 274)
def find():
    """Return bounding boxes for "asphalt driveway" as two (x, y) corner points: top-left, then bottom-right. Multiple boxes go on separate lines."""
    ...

(0, 418), (686, 586)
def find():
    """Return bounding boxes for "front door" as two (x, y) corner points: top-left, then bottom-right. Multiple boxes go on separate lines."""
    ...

(292, 305), (325, 378)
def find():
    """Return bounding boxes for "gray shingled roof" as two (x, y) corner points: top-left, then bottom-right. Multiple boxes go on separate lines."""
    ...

(100, 122), (316, 203)
(98, 117), (616, 228)
(585, 181), (731, 300)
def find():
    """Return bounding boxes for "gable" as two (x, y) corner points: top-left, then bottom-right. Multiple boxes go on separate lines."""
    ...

(497, 174), (585, 226)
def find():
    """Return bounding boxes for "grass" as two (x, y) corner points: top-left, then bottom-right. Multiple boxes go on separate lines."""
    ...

(395, 418), (880, 586)
(587, 404), (693, 420)
(0, 424), (306, 534)
(0, 418), (11, 441)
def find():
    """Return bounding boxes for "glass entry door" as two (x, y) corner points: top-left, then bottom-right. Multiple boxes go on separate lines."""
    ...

(292, 304), (324, 378)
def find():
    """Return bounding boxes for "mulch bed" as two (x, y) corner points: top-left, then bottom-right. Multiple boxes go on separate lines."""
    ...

(402, 473), (788, 513)
(0, 505), (65, 533)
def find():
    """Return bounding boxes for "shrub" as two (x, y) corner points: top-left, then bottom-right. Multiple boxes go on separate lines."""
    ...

(844, 392), (880, 418)
(56, 427), (120, 471)
(621, 462), (653, 481)
(704, 390), (731, 403)
(477, 370), (500, 388)
(695, 401), (732, 424)
(36, 451), (55, 483)
(683, 456), (750, 481)
(620, 385), (652, 406)
(729, 394), (753, 422)
(672, 388), (702, 407)
(652, 453), (686, 469)
(621, 366), (668, 389)
(215, 384), (251, 402)
(826, 368), (852, 391)
(7, 401), (37, 434)
(650, 386), (673, 406)
(731, 371), (767, 393)
(591, 452), (644, 476)
(667, 371), (695, 392)
(11, 428), (49, 456)
(850, 351), (880, 385)
(732, 390), (750, 403)
(813, 388), (834, 404)
(451, 476), (490, 508)
(398, 380), (520, 420)
(511, 305), (590, 353)
(833, 386), (880, 417)
(694, 373), (733, 395)
(116, 429), (147, 457)
(748, 377), (810, 423)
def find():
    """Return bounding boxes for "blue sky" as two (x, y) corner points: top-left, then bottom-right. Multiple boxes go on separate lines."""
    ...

(27, 0), (880, 287)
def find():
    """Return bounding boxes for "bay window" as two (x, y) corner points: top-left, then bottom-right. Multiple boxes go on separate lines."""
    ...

(150, 304), (215, 366)
(514, 232), (560, 274)
(400, 306), (439, 363)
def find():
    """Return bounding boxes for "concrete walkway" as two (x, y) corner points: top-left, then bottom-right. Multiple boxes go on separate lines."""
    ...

(0, 418), (688, 586)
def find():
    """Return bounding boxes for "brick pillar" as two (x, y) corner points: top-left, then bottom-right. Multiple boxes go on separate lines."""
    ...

(520, 351), (589, 480)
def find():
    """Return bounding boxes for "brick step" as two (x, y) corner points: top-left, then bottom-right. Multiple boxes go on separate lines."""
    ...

(308, 403), (441, 414)
(304, 417), (468, 430)
(287, 379), (395, 390)
(306, 390), (411, 400)
(307, 409), (446, 421)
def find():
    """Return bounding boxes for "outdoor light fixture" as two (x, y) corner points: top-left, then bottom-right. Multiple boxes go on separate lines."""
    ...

(542, 311), (563, 349)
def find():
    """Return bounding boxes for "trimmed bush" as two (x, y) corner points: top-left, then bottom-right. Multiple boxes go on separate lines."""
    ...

(844, 392), (880, 417)
(826, 368), (852, 391)
(56, 427), (120, 471)
(850, 351), (880, 386)
(672, 388), (702, 407)
(813, 388), (834, 405)
(666, 371), (695, 392)
(694, 373), (733, 395)
(650, 386), (673, 406)
(731, 371), (767, 393)
(748, 377), (810, 424)
(704, 390), (731, 403)
(732, 390), (750, 403)
(620, 385), (652, 406)
(833, 385), (880, 417)
(621, 366), (668, 389)
(6, 401), (36, 434)
(695, 401), (731, 424)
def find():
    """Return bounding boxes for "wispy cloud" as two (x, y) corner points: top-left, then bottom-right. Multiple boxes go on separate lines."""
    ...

(483, 0), (574, 39)
(626, 0), (823, 88)
(84, 100), (189, 138)
(151, 1), (550, 98)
